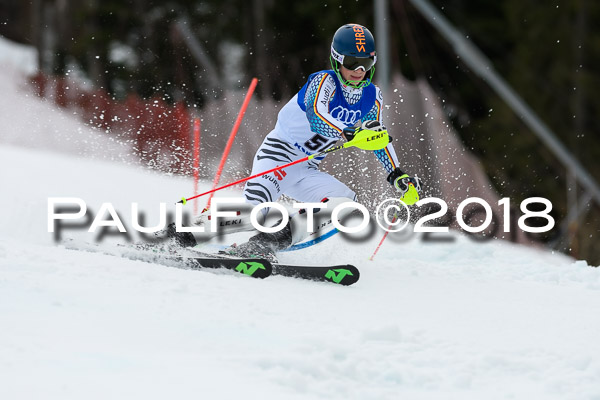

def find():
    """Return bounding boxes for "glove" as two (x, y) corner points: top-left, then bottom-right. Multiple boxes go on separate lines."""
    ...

(343, 120), (386, 141)
(387, 167), (422, 205)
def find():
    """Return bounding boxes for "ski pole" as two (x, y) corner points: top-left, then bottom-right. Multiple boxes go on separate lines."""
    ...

(178, 129), (390, 204)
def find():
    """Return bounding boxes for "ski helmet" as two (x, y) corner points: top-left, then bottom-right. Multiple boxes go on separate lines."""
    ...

(330, 23), (377, 88)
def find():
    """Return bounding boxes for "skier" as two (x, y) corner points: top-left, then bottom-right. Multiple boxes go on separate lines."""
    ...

(172, 23), (422, 259)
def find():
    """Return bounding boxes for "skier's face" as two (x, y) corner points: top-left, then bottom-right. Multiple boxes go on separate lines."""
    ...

(340, 65), (366, 84)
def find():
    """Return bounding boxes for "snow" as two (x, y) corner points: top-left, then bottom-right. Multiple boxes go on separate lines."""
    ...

(2, 36), (600, 400)
(0, 35), (37, 76)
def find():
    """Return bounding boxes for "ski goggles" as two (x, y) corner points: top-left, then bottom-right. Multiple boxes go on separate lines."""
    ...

(331, 46), (377, 71)
(341, 55), (377, 71)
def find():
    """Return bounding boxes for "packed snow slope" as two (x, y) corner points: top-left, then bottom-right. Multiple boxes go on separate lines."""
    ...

(1, 39), (600, 400)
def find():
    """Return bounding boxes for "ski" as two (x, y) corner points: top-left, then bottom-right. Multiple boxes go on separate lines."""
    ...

(186, 256), (359, 285)
(62, 240), (359, 285)
(186, 250), (360, 285)
(183, 257), (272, 278)
(62, 240), (272, 279)
(272, 263), (360, 286)
(182, 254), (359, 285)
(190, 252), (359, 285)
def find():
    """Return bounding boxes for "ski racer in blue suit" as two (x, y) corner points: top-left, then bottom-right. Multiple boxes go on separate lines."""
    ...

(178, 23), (422, 259)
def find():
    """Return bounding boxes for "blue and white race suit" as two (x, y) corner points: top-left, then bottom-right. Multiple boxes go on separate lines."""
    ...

(243, 70), (400, 212)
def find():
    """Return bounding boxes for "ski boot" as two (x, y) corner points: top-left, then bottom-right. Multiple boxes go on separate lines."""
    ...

(145, 222), (198, 255)
(222, 222), (294, 263)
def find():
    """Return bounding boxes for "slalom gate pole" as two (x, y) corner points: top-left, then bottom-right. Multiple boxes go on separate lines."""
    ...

(178, 129), (390, 204)
(192, 118), (201, 215)
(369, 212), (398, 261)
(202, 77), (258, 212)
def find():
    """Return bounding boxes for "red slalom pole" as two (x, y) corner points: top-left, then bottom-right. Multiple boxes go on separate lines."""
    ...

(192, 118), (201, 214)
(203, 77), (258, 212)
(369, 214), (398, 261)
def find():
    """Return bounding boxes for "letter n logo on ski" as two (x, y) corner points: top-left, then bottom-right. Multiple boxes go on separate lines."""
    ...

(325, 268), (353, 284)
(235, 261), (266, 276)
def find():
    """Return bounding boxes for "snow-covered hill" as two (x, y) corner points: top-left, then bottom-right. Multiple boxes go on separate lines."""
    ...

(1, 37), (600, 400)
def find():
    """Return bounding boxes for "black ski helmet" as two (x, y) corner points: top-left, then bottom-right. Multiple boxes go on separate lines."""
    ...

(330, 23), (377, 88)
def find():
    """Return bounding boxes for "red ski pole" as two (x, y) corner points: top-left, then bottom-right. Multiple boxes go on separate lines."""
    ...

(178, 129), (391, 204)
(180, 156), (310, 204)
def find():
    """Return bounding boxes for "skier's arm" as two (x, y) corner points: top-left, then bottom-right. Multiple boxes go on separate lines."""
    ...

(304, 73), (347, 139)
(362, 88), (423, 205)
(363, 87), (400, 174)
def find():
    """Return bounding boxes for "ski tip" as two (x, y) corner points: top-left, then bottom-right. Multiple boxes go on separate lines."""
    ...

(272, 263), (360, 286)
(329, 265), (360, 286)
